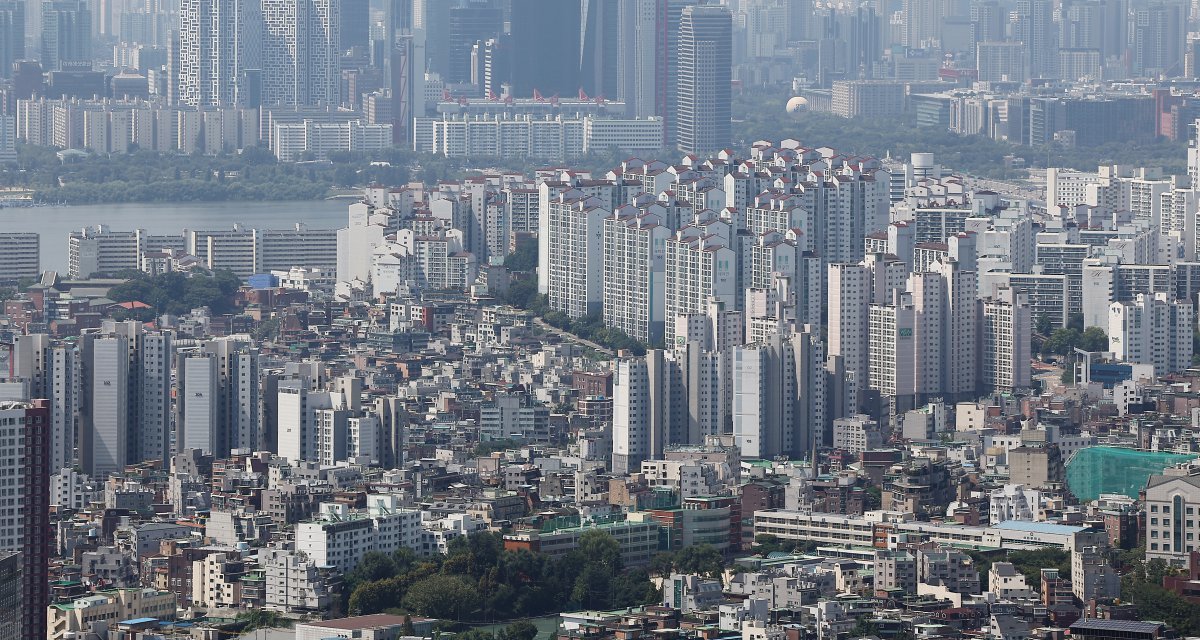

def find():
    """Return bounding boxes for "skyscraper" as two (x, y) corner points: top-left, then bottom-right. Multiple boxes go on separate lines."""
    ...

(261, 0), (340, 106)
(41, 1), (92, 71)
(0, 399), (50, 640)
(617, 0), (694, 145)
(510, 0), (582, 97)
(676, 4), (731, 154)
(1016, 0), (1058, 79)
(0, 2), (24, 79)
(446, 0), (502, 85)
(177, 0), (262, 107)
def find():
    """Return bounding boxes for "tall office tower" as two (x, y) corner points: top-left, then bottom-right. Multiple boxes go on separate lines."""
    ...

(732, 329), (826, 459)
(1096, 0), (1128, 60)
(391, 29), (425, 145)
(177, 0), (262, 107)
(1016, 0), (1058, 79)
(582, 0), (621, 97)
(612, 354), (659, 475)
(261, 0), (340, 107)
(446, 0), (502, 85)
(787, 0), (814, 41)
(82, 321), (172, 478)
(617, 0), (694, 145)
(602, 207), (670, 344)
(41, 1), (92, 71)
(902, 0), (943, 48)
(676, 5), (731, 154)
(0, 3), (24, 79)
(981, 287), (1033, 392)
(1109, 293), (1194, 375)
(0, 399), (50, 640)
(340, 0), (369, 53)
(413, 0), (449, 79)
(1060, 0), (1100, 49)
(543, 191), (610, 319)
(510, 0), (582, 97)
(1132, 1), (1186, 77)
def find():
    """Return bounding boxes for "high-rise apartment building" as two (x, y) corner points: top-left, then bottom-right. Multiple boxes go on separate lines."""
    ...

(82, 321), (173, 479)
(41, 1), (92, 71)
(1109, 292), (1194, 375)
(177, 337), (261, 457)
(663, 221), (738, 347)
(981, 287), (1033, 392)
(177, 0), (262, 107)
(732, 330), (826, 459)
(676, 5), (731, 154)
(261, 0), (340, 107)
(602, 207), (670, 344)
(12, 335), (79, 473)
(543, 191), (609, 319)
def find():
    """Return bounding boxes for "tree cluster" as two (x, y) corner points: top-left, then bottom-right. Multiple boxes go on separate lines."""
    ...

(1040, 326), (1107, 357)
(106, 269), (242, 316)
(541, 311), (649, 355)
(1117, 548), (1200, 635)
(346, 531), (659, 621)
(648, 544), (726, 578)
(735, 88), (1188, 178)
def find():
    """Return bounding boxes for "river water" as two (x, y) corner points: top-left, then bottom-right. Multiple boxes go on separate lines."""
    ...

(1, 199), (351, 274)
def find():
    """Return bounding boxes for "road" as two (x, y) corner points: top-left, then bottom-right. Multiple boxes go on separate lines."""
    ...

(532, 317), (615, 357)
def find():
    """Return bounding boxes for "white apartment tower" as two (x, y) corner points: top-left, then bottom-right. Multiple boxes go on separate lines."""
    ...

(602, 207), (670, 343)
(83, 322), (173, 478)
(981, 287), (1033, 392)
(664, 223), (738, 347)
(1109, 293), (1194, 375)
(543, 191), (609, 319)
(732, 329), (826, 459)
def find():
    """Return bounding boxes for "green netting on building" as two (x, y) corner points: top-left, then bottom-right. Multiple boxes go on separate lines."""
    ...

(1066, 446), (1198, 501)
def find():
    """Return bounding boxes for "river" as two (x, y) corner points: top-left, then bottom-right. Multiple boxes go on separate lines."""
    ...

(0, 199), (351, 274)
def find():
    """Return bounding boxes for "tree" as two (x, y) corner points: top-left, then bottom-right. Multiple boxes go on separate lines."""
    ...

(402, 574), (482, 620)
(1036, 314), (1054, 336)
(671, 544), (724, 578)
(1079, 326), (1108, 352)
(499, 621), (539, 640)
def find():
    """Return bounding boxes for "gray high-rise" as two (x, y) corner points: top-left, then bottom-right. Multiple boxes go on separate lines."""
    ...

(676, 4), (731, 154)
(0, 2), (24, 79)
(41, 1), (92, 71)
(177, 0), (262, 106)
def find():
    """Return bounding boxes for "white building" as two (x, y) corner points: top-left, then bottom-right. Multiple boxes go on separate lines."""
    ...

(272, 120), (392, 162)
(543, 191), (608, 319)
(664, 221), (738, 347)
(981, 287), (1033, 392)
(295, 495), (423, 573)
(1109, 293), (1194, 375)
(602, 207), (669, 343)
(1144, 473), (1200, 565)
(732, 330), (826, 459)
(177, 0), (260, 107)
(832, 415), (882, 454)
